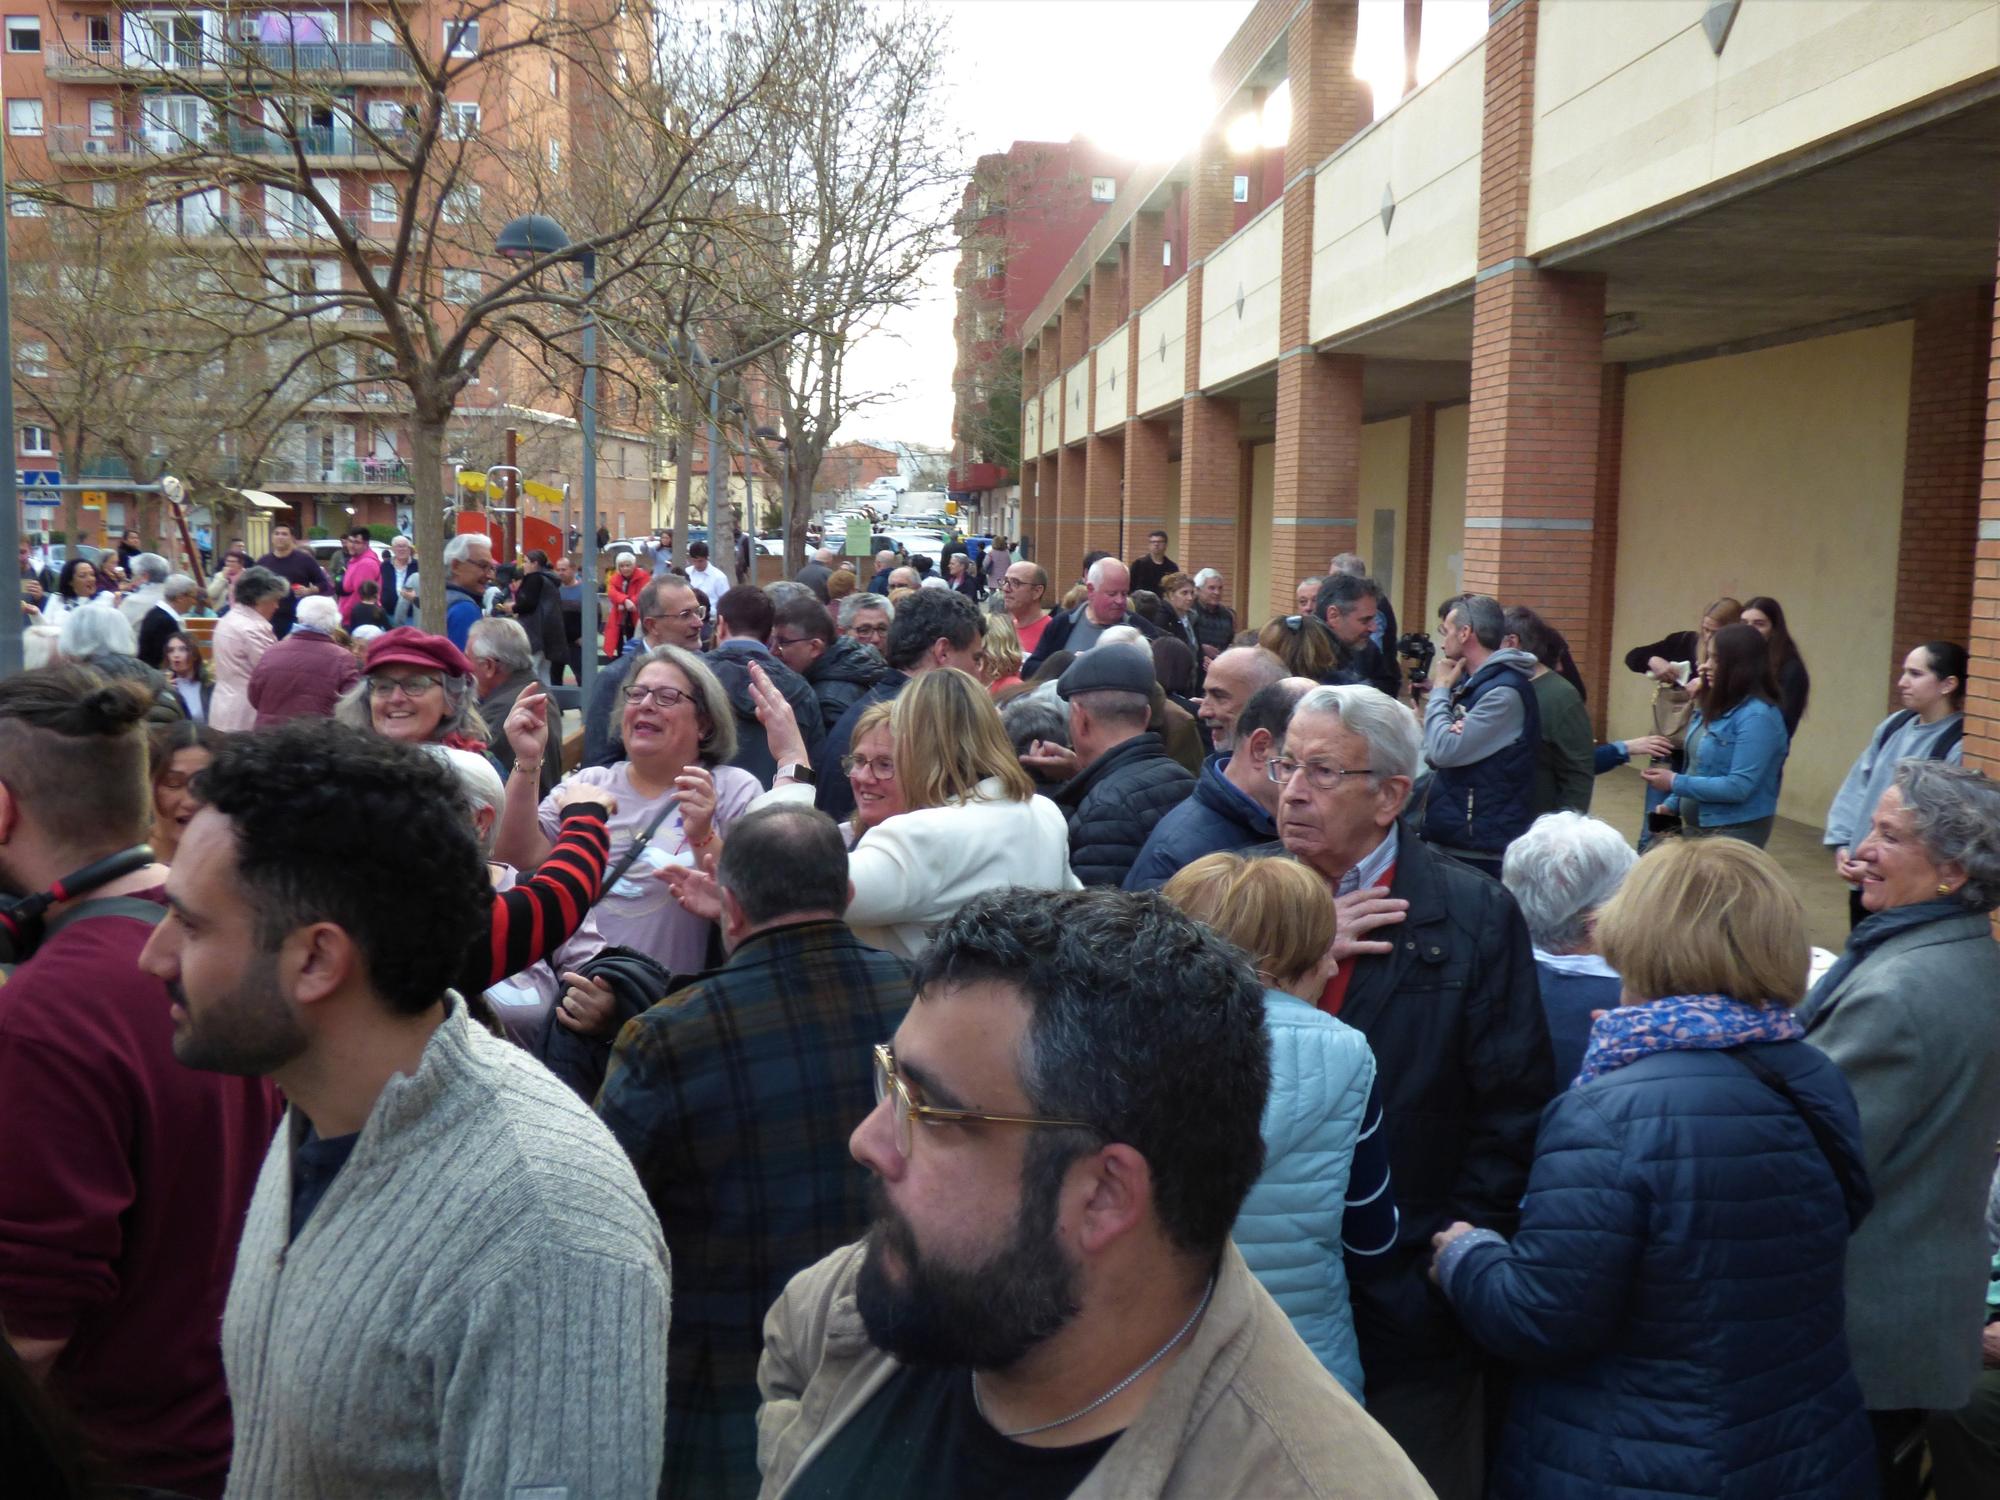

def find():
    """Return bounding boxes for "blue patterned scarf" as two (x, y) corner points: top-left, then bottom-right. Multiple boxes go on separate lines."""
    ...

(1576, 993), (1803, 1086)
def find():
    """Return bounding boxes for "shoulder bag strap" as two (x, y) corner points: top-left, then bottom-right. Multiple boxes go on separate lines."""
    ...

(599, 795), (681, 892)
(1724, 1045), (1872, 1223)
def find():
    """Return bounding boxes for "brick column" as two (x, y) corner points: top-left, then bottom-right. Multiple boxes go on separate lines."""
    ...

(1121, 212), (1168, 557)
(1054, 300), (1089, 578)
(1585, 366), (1625, 736)
(1463, 0), (1606, 672)
(1892, 286), (1989, 701)
(1180, 130), (1243, 609)
(1271, 1), (1369, 622)
(1082, 260), (1126, 565)
(1403, 401), (1435, 628)
(1967, 269), (2000, 774)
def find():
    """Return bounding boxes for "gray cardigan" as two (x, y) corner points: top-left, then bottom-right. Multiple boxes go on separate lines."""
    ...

(222, 999), (671, 1498)
(1799, 911), (2000, 1410)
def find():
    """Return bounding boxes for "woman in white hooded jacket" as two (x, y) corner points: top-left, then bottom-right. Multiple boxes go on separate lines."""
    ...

(673, 664), (1078, 960)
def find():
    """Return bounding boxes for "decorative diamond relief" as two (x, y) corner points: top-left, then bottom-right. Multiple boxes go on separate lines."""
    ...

(1380, 182), (1396, 235)
(1701, 0), (1741, 54)
(1159, 331), (1168, 363)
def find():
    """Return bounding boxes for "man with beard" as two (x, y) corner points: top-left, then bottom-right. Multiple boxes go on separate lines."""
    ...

(756, 887), (1429, 1499)
(0, 665), (281, 1500)
(596, 804), (912, 1499)
(138, 721), (670, 1499)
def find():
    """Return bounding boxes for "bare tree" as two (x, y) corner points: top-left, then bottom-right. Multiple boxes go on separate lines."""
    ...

(40, 0), (797, 630)
(605, 0), (964, 572)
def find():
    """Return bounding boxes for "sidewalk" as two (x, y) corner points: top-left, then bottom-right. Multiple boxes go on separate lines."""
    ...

(1590, 766), (1850, 956)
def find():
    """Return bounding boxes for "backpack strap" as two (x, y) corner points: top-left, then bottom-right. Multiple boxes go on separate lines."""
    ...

(1873, 710), (1915, 754)
(43, 896), (169, 940)
(1723, 1045), (1873, 1227)
(1932, 717), (1965, 761)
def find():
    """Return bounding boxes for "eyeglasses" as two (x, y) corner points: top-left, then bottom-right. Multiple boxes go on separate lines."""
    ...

(849, 622), (888, 639)
(872, 1044), (1096, 1159)
(1267, 758), (1375, 789)
(367, 673), (441, 698)
(624, 684), (694, 708)
(644, 606), (702, 624)
(999, 577), (1038, 592)
(772, 633), (816, 650)
(842, 752), (896, 779)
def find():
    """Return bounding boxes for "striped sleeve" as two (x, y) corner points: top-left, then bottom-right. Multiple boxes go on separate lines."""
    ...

(1340, 1077), (1400, 1259)
(487, 808), (611, 986)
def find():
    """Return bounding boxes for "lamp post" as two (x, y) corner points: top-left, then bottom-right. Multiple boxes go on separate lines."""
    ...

(496, 213), (596, 699)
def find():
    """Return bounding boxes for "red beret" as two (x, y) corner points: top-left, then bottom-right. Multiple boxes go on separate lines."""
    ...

(362, 626), (474, 678)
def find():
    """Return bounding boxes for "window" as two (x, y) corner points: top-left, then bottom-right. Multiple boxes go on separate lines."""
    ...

(444, 19), (478, 57)
(442, 267), (481, 303)
(86, 16), (109, 53)
(441, 183), (481, 224)
(7, 99), (43, 136)
(982, 259), (1001, 280)
(365, 100), (404, 133)
(19, 341), (47, 377)
(548, 62), (559, 97)
(6, 16), (39, 52)
(443, 102), (480, 139)
(1232, 174), (1250, 204)
(547, 138), (560, 174)
(92, 181), (116, 209)
(370, 182), (398, 223)
(1090, 176), (1115, 203)
(8, 188), (44, 217)
(88, 99), (115, 137)
(21, 426), (53, 455)
(1162, 239), (1173, 266)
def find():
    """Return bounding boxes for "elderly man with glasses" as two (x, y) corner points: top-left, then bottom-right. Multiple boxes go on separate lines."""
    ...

(997, 560), (1053, 656)
(581, 576), (706, 769)
(1273, 683), (1551, 1500)
(753, 886), (1430, 1500)
(594, 804), (913, 1500)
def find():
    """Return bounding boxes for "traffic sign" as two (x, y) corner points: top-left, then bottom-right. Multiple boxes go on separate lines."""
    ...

(81, 489), (107, 505)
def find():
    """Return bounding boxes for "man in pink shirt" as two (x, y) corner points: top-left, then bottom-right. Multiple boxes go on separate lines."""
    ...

(334, 527), (384, 628)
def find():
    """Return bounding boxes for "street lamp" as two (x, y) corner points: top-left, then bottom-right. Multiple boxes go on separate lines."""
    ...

(496, 213), (598, 699)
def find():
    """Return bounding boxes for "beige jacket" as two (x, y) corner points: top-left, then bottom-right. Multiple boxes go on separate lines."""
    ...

(756, 1239), (1433, 1500)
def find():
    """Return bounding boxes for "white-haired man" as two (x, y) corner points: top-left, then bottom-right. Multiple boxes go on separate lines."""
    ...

(1022, 556), (1162, 679)
(441, 532), (495, 650)
(135, 573), (201, 669)
(1274, 682), (1551, 1500)
(468, 617), (563, 794)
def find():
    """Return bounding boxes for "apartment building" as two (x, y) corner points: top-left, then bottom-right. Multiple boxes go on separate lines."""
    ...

(947, 137), (1136, 530)
(3, 2), (653, 548)
(1018, 0), (2000, 822)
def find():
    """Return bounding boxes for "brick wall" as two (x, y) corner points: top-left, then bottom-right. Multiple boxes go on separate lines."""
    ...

(1125, 417), (1173, 560)
(1585, 365), (1626, 737)
(1893, 286), (1990, 703)
(1403, 402), (1435, 629)
(1083, 433), (1124, 566)
(1968, 269), (2000, 775)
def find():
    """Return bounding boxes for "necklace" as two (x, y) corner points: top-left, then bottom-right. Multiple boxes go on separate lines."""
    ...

(970, 1277), (1215, 1440)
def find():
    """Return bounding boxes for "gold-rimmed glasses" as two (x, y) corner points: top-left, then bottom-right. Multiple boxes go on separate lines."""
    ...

(871, 1043), (1096, 1159)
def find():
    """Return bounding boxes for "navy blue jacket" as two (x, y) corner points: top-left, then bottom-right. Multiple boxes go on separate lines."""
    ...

(1123, 754), (1275, 891)
(1534, 962), (1623, 1087)
(1420, 655), (1541, 856)
(1053, 731), (1193, 888)
(1440, 1042), (1875, 1500)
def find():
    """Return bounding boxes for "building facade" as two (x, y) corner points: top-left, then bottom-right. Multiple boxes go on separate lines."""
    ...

(1017, 0), (2000, 821)
(3, 2), (651, 550)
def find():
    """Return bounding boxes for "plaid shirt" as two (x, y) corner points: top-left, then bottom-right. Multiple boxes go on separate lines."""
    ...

(594, 919), (912, 1500)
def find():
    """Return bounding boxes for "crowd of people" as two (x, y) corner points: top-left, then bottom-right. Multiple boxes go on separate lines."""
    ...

(2, 519), (1998, 1500)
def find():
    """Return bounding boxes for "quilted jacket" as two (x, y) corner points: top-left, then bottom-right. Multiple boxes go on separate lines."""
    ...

(1051, 732), (1194, 888)
(1439, 1041), (1875, 1499)
(1230, 991), (1374, 1399)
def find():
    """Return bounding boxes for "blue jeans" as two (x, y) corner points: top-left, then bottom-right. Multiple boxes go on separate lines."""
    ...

(1638, 780), (1671, 851)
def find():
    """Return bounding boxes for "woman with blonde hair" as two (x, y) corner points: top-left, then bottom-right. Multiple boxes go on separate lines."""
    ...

(1433, 837), (1873, 1500)
(1163, 852), (1396, 1401)
(1258, 612), (1347, 684)
(980, 609), (1023, 695)
(720, 664), (1076, 958)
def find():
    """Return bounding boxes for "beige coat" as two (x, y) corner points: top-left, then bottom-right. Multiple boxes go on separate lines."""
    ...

(756, 1239), (1433, 1500)
(209, 606), (276, 732)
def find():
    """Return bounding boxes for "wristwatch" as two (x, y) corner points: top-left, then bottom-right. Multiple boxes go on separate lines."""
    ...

(778, 762), (816, 787)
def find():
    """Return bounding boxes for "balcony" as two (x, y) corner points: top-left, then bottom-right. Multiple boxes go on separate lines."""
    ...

(48, 125), (401, 168)
(263, 457), (413, 491)
(43, 40), (415, 85)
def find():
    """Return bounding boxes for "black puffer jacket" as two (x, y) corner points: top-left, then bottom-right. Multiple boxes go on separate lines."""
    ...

(1052, 732), (1194, 888)
(706, 640), (826, 785)
(806, 634), (886, 731)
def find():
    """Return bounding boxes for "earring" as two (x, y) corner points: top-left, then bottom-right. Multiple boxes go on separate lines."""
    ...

(1938, 883), (1953, 896)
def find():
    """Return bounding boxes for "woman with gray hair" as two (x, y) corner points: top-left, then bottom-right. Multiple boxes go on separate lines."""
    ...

(1799, 759), (2000, 1491)
(494, 643), (757, 983)
(210, 565), (288, 730)
(332, 626), (487, 752)
(57, 603), (185, 724)
(1501, 812), (1638, 1083)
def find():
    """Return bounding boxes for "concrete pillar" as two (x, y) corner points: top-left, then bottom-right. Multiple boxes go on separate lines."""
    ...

(1180, 127), (1243, 611)
(1463, 0), (1606, 671)
(1966, 269), (2000, 774)
(1270, 2), (1370, 623)
(1892, 286), (1989, 700)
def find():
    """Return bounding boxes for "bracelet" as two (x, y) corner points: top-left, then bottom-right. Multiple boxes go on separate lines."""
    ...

(689, 831), (716, 850)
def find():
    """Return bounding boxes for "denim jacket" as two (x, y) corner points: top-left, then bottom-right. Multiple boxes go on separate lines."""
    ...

(1670, 697), (1789, 825)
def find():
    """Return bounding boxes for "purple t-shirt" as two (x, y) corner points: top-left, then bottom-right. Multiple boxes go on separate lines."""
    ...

(254, 548), (331, 634)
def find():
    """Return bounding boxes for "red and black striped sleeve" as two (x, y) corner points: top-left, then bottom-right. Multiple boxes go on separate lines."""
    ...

(486, 806), (611, 986)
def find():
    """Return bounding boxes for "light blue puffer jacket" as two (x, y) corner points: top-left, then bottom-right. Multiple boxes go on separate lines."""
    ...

(1230, 989), (1376, 1399)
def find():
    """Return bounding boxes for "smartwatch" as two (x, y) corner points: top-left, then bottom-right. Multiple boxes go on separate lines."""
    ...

(779, 762), (817, 787)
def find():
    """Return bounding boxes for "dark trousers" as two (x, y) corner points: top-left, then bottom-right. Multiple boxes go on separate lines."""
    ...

(1929, 1366), (2000, 1499)
(1871, 1407), (1930, 1500)
(1364, 1366), (1486, 1500)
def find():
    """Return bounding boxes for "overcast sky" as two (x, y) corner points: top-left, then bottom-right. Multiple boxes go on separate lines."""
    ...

(832, 0), (1489, 450)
